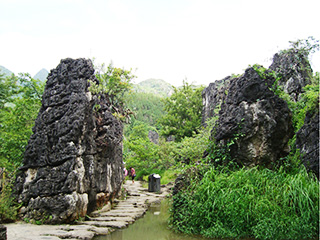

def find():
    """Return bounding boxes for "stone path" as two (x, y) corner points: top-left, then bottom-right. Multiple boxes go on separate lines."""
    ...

(5, 180), (172, 240)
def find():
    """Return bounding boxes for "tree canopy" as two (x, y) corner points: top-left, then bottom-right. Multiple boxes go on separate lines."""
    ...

(158, 81), (204, 142)
(0, 73), (44, 171)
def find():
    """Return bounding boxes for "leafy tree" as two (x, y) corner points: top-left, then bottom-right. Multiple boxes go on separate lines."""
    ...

(0, 73), (18, 109)
(158, 81), (205, 142)
(0, 73), (44, 171)
(123, 121), (160, 172)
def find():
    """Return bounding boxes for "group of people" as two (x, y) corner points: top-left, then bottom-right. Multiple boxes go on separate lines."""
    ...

(123, 166), (136, 184)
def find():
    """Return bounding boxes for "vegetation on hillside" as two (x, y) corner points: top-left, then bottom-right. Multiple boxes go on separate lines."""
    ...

(123, 80), (206, 181)
(133, 78), (173, 97)
(125, 92), (165, 128)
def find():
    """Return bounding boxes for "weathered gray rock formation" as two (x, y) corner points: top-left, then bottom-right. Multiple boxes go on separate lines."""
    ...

(296, 105), (319, 179)
(202, 49), (317, 170)
(211, 67), (294, 167)
(201, 76), (231, 126)
(269, 50), (313, 101)
(15, 58), (124, 224)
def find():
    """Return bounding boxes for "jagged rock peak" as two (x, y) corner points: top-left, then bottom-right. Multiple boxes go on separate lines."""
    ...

(15, 58), (124, 224)
(269, 49), (313, 101)
(212, 67), (294, 168)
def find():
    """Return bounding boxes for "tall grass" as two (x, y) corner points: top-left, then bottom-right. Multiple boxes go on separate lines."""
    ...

(170, 166), (319, 240)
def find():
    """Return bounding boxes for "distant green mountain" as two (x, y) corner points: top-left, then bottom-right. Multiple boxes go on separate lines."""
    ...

(133, 78), (173, 97)
(0, 65), (13, 77)
(33, 68), (49, 82)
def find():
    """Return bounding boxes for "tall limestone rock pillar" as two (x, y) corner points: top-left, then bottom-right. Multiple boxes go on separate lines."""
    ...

(15, 58), (124, 223)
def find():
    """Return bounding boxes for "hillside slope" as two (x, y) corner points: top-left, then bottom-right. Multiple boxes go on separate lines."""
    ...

(133, 78), (173, 97)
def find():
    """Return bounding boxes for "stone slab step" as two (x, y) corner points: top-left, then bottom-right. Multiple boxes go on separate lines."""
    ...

(60, 224), (111, 235)
(98, 211), (145, 219)
(117, 201), (146, 206)
(78, 221), (128, 229)
(113, 207), (143, 211)
(88, 216), (135, 223)
(113, 205), (140, 208)
(51, 229), (95, 240)
(108, 209), (146, 213)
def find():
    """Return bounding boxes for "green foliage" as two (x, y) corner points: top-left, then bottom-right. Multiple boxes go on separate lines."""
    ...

(0, 73), (43, 223)
(124, 122), (162, 176)
(0, 169), (19, 223)
(252, 61), (319, 133)
(125, 92), (165, 128)
(271, 71), (319, 132)
(88, 62), (135, 123)
(170, 166), (319, 240)
(287, 36), (319, 56)
(174, 116), (217, 164)
(160, 168), (180, 185)
(133, 78), (173, 97)
(0, 73), (44, 171)
(124, 116), (217, 181)
(158, 80), (205, 142)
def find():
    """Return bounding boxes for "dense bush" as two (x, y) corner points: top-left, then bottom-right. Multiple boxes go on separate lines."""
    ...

(170, 166), (319, 240)
(0, 170), (19, 223)
(123, 117), (216, 182)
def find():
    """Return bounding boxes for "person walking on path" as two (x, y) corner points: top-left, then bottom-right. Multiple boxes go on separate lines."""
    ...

(129, 167), (136, 184)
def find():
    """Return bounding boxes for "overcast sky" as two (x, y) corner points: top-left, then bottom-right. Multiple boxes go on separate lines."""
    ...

(1, 0), (319, 86)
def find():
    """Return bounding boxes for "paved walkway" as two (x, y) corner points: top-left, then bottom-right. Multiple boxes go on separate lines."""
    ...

(5, 180), (172, 240)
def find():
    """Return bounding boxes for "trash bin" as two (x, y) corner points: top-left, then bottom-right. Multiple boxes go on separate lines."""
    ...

(148, 173), (161, 192)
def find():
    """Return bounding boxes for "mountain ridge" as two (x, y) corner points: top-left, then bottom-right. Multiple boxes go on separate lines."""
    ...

(33, 68), (49, 81)
(0, 65), (13, 77)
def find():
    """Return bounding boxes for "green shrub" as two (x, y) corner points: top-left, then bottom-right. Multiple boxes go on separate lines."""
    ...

(0, 170), (19, 223)
(170, 166), (319, 240)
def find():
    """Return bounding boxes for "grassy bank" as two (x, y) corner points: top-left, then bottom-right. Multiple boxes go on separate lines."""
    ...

(170, 166), (319, 240)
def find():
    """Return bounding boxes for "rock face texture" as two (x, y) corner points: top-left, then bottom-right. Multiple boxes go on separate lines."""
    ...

(269, 50), (313, 101)
(15, 58), (124, 224)
(296, 105), (319, 179)
(201, 76), (231, 126)
(212, 68), (294, 167)
(202, 49), (317, 171)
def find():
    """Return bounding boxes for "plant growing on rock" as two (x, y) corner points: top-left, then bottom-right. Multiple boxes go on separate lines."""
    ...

(88, 61), (135, 123)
